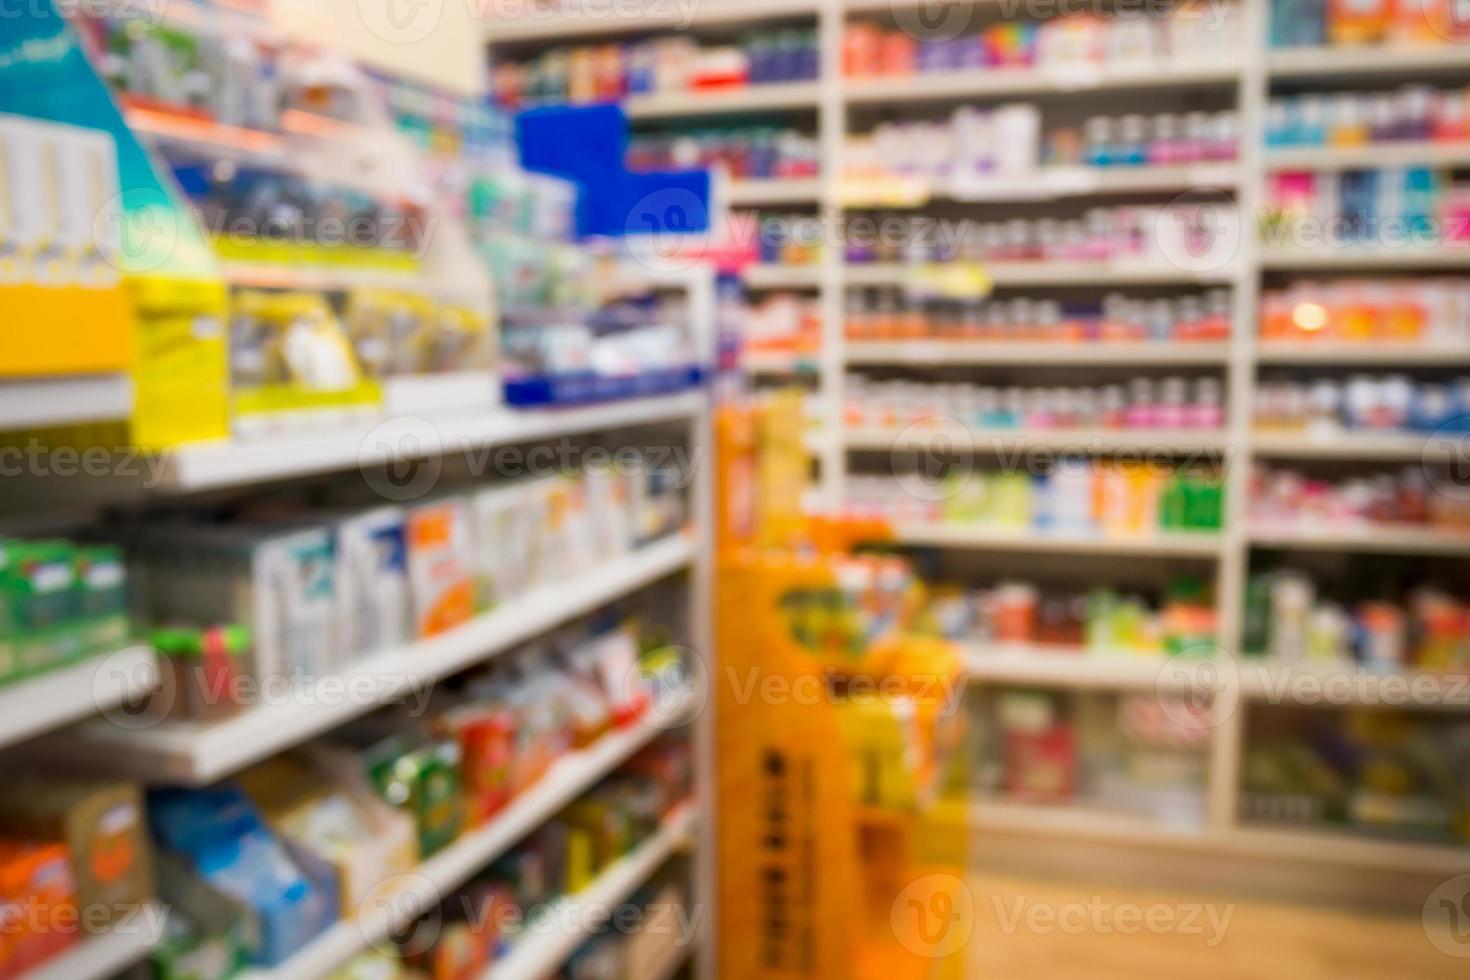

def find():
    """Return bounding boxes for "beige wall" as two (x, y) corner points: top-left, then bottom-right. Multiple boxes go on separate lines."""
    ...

(273, 0), (487, 96)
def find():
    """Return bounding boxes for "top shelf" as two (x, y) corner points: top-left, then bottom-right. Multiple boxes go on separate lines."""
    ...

(484, 0), (819, 42)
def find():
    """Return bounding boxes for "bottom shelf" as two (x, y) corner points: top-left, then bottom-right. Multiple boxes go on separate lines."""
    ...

(484, 804), (700, 980)
(21, 903), (167, 980)
(242, 709), (692, 980)
(963, 798), (1467, 874)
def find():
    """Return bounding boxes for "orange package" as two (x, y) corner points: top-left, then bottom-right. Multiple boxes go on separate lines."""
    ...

(0, 841), (77, 980)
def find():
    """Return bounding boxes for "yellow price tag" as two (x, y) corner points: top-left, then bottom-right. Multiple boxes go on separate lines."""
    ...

(912, 262), (993, 300)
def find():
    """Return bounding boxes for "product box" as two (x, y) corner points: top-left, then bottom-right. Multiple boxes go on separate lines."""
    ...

(469, 482), (538, 609)
(137, 524), (338, 682)
(56, 125), (122, 289)
(147, 785), (337, 968)
(0, 776), (152, 927)
(360, 736), (465, 858)
(333, 507), (410, 660)
(0, 115), (44, 287)
(239, 746), (416, 916)
(0, 839), (77, 978)
(406, 498), (476, 638)
(150, 850), (247, 980)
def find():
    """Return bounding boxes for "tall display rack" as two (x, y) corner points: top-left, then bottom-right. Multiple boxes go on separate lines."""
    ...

(0, 5), (718, 980)
(486, 0), (1470, 909)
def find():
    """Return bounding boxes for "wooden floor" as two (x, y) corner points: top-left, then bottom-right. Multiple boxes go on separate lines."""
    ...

(968, 872), (1462, 980)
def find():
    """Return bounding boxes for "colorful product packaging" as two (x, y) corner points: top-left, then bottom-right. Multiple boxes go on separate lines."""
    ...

(333, 507), (410, 659)
(406, 498), (476, 638)
(0, 840), (77, 978)
(239, 746), (417, 916)
(147, 785), (337, 968)
(0, 777), (153, 928)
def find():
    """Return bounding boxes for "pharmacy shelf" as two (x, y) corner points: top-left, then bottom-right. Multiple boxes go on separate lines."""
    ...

(1223, 826), (1470, 874)
(1236, 661), (1470, 712)
(844, 62), (1238, 104)
(728, 177), (823, 206)
(483, 0), (818, 41)
(1259, 245), (1470, 271)
(1267, 44), (1470, 80)
(969, 800), (1469, 873)
(39, 534), (696, 784)
(1255, 341), (1470, 365)
(963, 644), (1199, 692)
(0, 645), (157, 753)
(125, 105), (286, 163)
(0, 374), (133, 431)
(140, 392), (704, 493)
(1265, 140), (1470, 172)
(484, 805), (699, 980)
(889, 523), (1224, 558)
(743, 351), (821, 375)
(971, 800), (1204, 847)
(1249, 522), (1470, 556)
(851, 425), (1230, 454)
(625, 81), (821, 119)
(946, 163), (1239, 202)
(844, 164), (1238, 208)
(845, 261), (1236, 288)
(1251, 431), (1445, 462)
(23, 903), (168, 980)
(744, 263), (823, 290)
(846, 341), (1232, 367)
(240, 715), (692, 980)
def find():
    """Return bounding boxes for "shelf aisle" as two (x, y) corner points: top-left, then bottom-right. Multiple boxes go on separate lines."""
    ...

(484, 805), (699, 980)
(240, 717), (695, 980)
(39, 534), (696, 783)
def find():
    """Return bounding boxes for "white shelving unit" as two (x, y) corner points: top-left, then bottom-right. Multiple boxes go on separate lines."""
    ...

(847, 340), (1233, 366)
(483, 0), (1470, 916)
(40, 535), (696, 783)
(0, 375), (133, 430)
(7, 258), (716, 980)
(238, 717), (695, 980)
(141, 392), (705, 494)
(0, 645), (158, 752)
(20, 903), (169, 980)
